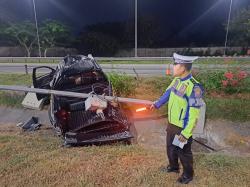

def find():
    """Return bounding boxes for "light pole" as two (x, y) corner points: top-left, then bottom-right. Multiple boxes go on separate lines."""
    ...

(32, 0), (42, 57)
(135, 0), (138, 57)
(224, 0), (233, 56)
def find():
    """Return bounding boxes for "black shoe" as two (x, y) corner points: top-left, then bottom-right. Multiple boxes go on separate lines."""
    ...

(160, 165), (179, 173)
(177, 175), (193, 184)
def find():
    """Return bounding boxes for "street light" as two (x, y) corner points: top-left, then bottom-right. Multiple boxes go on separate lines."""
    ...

(32, 0), (42, 57)
(224, 0), (233, 56)
(135, 0), (138, 57)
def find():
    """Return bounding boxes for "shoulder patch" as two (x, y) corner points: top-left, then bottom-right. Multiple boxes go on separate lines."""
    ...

(194, 86), (202, 97)
(188, 84), (204, 107)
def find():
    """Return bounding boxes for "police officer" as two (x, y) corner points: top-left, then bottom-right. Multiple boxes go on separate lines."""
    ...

(151, 53), (204, 184)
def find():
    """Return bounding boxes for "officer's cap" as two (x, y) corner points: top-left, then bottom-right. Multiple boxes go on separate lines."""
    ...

(173, 53), (198, 64)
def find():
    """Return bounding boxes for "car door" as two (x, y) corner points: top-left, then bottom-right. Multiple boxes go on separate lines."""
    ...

(32, 66), (56, 100)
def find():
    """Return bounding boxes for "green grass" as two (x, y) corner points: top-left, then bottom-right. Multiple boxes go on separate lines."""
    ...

(0, 92), (24, 108)
(102, 58), (250, 65)
(0, 74), (249, 121)
(0, 131), (249, 187)
(0, 74), (32, 85)
(205, 98), (250, 122)
(154, 97), (250, 122)
(196, 58), (250, 65)
(197, 154), (242, 168)
(0, 74), (31, 108)
(140, 76), (250, 122)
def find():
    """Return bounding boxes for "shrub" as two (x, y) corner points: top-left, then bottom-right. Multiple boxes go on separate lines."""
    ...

(195, 71), (225, 92)
(108, 72), (137, 97)
(149, 77), (172, 93)
(221, 70), (248, 94)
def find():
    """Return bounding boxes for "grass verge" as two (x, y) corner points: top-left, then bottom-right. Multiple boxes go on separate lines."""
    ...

(0, 74), (31, 108)
(0, 130), (249, 187)
(0, 74), (32, 85)
(206, 98), (250, 121)
(0, 74), (249, 121)
(133, 76), (250, 122)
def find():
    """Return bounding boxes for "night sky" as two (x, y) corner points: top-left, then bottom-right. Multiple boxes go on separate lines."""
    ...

(0, 0), (250, 47)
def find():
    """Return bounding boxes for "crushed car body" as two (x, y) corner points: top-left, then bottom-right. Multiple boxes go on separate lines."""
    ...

(32, 55), (136, 145)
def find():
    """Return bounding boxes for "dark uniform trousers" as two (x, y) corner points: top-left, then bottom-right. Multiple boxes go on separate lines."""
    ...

(166, 123), (194, 178)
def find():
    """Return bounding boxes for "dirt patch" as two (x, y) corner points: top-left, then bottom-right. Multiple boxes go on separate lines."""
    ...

(0, 106), (250, 156)
(203, 119), (250, 155)
(0, 106), (50, 125)
(130, 110), (250, 155)
(134, 118), (250, 155)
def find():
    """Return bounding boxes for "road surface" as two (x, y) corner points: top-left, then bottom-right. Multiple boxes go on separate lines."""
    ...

(0, 63), (250, 76)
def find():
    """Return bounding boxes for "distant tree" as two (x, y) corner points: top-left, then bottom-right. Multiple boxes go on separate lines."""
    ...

(4, 21), (37, 57)
(78, 22), (123, 56)
(138, 17), (160, 48)
(227, 6), (250, 49)
(81, 32), (119, 56)
(40, 20), (70, 57)
(78, 18), (160, 56)
(0, 22), (13, 46)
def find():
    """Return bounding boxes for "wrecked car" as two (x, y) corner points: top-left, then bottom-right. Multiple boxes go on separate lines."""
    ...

(32, 55), (136, 145)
